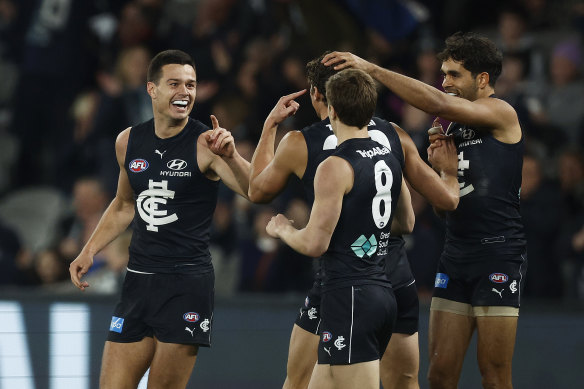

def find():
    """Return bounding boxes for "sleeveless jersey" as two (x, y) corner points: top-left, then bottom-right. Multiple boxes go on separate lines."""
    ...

(300, 118), (408, 288)
(124, 118), (219, 273)
(444, 118), (526, 260)
(320, 137), (403, 292)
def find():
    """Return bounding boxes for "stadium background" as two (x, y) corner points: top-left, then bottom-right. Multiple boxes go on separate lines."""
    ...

(0, 0), (583, 387)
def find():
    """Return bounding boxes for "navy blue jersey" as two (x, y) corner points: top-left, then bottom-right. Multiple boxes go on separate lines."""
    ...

(444, 120), (526, 260)
(300, 117), (407, 287)
(124, 118), (219, 273)
(320, 137), (403, 291)
(300, 117), (404, 204)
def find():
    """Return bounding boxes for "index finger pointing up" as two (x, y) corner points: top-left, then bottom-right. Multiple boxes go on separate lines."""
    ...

(210, 114), (219, 130)
(283, 89), (307, 103)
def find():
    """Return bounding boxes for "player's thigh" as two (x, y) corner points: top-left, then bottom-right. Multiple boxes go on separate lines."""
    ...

(380, 332), (419, 389)
(147, 339), (199, 389)
(475, 316), (517, 372)
(428, 304), (475, 372)
(100, 338), (155, 389)
(286, 323), (319, 380)
(307, 364), (334, 389)
(330, 360), (379, 389)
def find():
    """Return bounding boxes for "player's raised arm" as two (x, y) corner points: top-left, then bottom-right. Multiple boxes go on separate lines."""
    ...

(203, 115), (251, 199)
(249, 90), (307, 203)
(321, 51), (514, 134)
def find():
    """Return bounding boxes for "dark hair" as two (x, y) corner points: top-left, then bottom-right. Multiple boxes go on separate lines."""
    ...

(306, 51), (339, 103)
(437, 32), (503, 86)
(147, 50), (196, 84)
(325, 69), (377, 128)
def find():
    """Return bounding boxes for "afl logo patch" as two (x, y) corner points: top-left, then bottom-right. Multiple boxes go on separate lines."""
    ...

(489, 273), (509, 283)
(322, 331), (332, 342)
(129, 159), (149, 173)
(183, 312), (200, 322)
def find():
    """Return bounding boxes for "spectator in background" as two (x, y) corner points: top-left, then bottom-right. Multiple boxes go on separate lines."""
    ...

(495, 4), (545, 84)
(520, 153), (563, 298)
(555, 148), (584, 299)
(0, 219), (31, 286)
(529, 40), (584, 149)
(59, 177), (110, 270)
(34, 248), (67, 286)
(10, 0), (102, 189)
(91, 46), (153, 194)
(263, 198), (313, 293)
(238, 206), (279, 292)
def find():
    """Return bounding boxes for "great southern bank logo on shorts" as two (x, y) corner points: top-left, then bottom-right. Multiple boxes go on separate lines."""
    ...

(435, 273), (449, 288)
(109, 316), (124, 333)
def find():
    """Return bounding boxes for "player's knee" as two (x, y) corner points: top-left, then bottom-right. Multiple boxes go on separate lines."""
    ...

(381, 370), (418, 389)
(427, 361), (457, 389)
(481, 375), (512, 389)
(479, 362), (512, 389)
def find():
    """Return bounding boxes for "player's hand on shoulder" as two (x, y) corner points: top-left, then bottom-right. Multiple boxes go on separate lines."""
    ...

(266, 89), (306, 127)
(69, 252), (93, 291)
(266, 213), (292, 238)
(206, 115), (235, 158)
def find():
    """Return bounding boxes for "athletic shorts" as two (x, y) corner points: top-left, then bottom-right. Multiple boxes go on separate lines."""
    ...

(294, 281), (322, 334)
(107, 270), (215, 346)
(317, 285), (396, 365)
(432, 252), (527, 315)
(393, 281), (419, 334)
(295, 282), (417, 336)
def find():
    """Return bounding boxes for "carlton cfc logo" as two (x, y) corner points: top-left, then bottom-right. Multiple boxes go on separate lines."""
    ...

(183, 312), (200, 322)
(129, 159), (149, 173)
(489, 273), (509, 283)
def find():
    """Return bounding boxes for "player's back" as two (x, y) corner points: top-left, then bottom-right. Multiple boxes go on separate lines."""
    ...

(320, 136), (403, 292)
(125, 118), (219, 273)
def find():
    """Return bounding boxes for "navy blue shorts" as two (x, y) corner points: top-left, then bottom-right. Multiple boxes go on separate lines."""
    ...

(107, 270), (214, 346)
(317, 285), (396, 365)
(433, 253), (527, 308)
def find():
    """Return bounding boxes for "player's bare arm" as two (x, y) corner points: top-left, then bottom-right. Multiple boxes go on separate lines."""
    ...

(390, 178), (415, 236)
(69, 128), (136, 291)
(322, 52), (521, 142)
(266, 156), (350, 257)
(392, 123), (459, 211)
(249, 90), (307, 203)
(199, 115), (251, 199)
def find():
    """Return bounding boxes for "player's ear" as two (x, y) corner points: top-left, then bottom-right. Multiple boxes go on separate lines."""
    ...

(477, 72), (489, 89)
(328, 104), (337, 120)
(312, 86), (325, 101)
(147, 81), (157, 99)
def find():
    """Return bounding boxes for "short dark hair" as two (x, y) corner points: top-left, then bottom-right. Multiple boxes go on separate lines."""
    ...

(306, 51), (339, 103)
(147, 50), (196, 84)
(437, 32), (503, 86)
(325, 69), (377, 128)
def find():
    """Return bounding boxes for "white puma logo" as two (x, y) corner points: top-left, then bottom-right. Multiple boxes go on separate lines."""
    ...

(323, 347), (331, 357)
(185, 327), (195, 336)
(155, 149), (166, 159)
(492, 288), (503, 298)
(299, 308), (304, 319)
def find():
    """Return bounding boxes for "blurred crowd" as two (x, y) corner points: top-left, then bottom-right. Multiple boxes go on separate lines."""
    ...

(0, 0), (584, 303)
